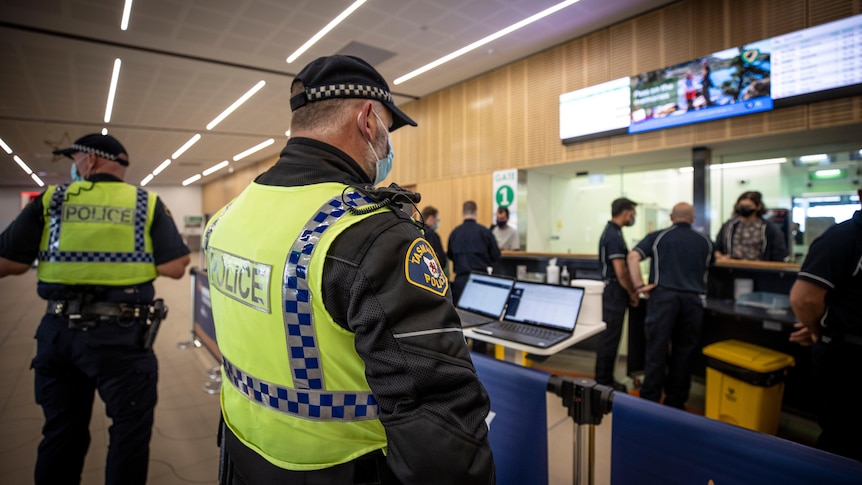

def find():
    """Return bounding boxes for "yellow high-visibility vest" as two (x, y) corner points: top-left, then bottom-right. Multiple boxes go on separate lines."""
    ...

(205, 182), (389, 471)
(37, 182), (157, 286)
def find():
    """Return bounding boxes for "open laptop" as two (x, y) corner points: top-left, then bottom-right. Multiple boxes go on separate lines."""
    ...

(471, 280), (586, 348)
(455, 273), (516, 328)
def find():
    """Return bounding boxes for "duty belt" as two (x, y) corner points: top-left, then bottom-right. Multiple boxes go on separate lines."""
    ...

(46, 299), (149, 329)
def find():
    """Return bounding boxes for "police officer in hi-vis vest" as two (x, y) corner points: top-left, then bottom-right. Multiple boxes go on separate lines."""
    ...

(0, 133), (190, 485)
(205, 55), (495, 484)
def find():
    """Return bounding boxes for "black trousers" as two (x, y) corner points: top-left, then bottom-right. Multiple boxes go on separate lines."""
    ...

(595, 280), (628, 386)
(639, 288), (703, 408)
(31, 314), (157, 485)
(219, 422), (402, 484)
(811, 336), (862, 461)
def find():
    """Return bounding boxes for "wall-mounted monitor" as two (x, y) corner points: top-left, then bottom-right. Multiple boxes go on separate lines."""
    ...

(771, 14), (862, 107)
(629, 40), (774, 134)
(559, 14), (861, 144)
(560, 77), (631, 144)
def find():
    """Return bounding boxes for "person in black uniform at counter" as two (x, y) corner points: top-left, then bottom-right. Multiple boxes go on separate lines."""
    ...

(627, 202), (713, 409)
(789, 188), (862, 462)
(209, 55), (494, 484)
(447, 200), (500, 303)
(595, 197), (639, 390)
(0, 133), (190, 485)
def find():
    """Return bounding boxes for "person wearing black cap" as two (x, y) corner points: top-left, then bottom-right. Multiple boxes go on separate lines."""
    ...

(0, 133), (190, 485)
(205, 55), (494, 485)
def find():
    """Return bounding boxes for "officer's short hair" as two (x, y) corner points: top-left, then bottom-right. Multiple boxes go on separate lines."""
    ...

(611, 198), (637, 217)
(463, 201), (477, 215)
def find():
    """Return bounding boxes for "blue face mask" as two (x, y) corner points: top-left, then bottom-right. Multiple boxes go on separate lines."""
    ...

(368, 111), (394, 185)
(374, 139), (394, 185)
(432, 220), (439, 231)
(70, 163), (85, 182)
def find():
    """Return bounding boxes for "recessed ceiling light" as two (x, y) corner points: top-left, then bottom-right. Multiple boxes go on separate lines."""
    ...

(104, 59), (122, 123)
(140, 174), (154, 186)
(233, 138), (275, 161)
(206, 81), (266, 130)
(203, 160), (229, 176)
(287, 0), (366, 63)
(172, 134), (201, 160)
(182, 174), (202, 186)
(121, 0), (134, 31)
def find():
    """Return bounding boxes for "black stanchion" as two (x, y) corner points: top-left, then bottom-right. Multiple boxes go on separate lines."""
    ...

(547, 376), (614, 485)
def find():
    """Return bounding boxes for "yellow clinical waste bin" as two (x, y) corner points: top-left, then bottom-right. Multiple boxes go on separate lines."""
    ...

(702, 339), (795, 435)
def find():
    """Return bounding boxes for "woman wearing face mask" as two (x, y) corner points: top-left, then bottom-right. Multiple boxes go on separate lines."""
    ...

(714, 191), (788, 261)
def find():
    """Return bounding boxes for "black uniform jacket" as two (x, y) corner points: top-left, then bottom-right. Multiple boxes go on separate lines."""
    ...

(255, 137), (495, 485)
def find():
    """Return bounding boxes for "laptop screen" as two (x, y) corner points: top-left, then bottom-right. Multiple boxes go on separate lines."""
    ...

(503, 281), (585, 331)
(456, 273), (515, 318)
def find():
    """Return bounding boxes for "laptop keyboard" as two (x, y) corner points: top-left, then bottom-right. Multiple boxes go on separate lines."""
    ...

(497, 321), (565, 339)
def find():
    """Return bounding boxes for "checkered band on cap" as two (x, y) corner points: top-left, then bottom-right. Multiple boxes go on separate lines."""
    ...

(70, 144), (119, 161)
(306, 83), (393, 104)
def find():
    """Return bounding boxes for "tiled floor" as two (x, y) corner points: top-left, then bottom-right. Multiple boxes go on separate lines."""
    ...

(0, 255), (222, 485)
(0, 254), (818, 484)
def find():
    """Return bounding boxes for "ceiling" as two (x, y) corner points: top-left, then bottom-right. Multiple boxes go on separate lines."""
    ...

(0, 0), (680, 188)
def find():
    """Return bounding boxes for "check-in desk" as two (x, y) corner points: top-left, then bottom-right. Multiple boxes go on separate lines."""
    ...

(699, 260), (813, 416)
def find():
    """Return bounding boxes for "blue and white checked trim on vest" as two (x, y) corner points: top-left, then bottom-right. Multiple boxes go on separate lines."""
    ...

(306, 83), (393, 104)
(283, 190), (373, 390)
(222, 357), (379, 421)
(38, 184), (154, 264)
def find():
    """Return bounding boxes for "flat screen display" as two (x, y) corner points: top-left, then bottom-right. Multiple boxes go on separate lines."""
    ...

(558, 14), (861, 143)
(559, 77), (631, 143)
(629, 40), (774, 134)
(771, 14), (862, 103)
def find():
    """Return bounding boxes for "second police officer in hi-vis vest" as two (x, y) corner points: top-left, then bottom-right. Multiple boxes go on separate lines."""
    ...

(0, 133), (190, 485)
(205, 55), (495, 485)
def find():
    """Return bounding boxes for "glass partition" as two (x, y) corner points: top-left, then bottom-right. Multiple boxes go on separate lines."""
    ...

(528, 146), (861, 262)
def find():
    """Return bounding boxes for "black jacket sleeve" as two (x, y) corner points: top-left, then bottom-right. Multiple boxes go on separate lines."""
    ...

(322, 211), (495, 485)
(0, 195), (44, 264)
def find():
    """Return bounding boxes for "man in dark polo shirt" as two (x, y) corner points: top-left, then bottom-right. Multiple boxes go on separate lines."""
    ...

(627, 202), (713, 409)
(595, 197), (639, 390)
(447, 200), (500, 303)
(789, 188), (862, 461)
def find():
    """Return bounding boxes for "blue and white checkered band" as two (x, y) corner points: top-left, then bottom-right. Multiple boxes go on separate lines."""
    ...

(306, 83), (393, 104)
(38, 184), (154, 264)
(222, 357), (379, 422)
(283, 190), (374, 391)
(70, 144), (119, 161)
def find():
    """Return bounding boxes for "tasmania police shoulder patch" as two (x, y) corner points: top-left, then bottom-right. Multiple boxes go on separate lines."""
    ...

(404, 238), (448, 296)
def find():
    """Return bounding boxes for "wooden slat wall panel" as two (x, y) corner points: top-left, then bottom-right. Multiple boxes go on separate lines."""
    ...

(663, 124), (694, 148)
(509, 63), (527, 169)
(661, 1), (692, 67)
(809, 0), (861, 25)
(690, 0), (727, 56)
(809, 96), (862, 128)
(470, 78), (482, 177)
(766, 105), (808, 133)
(589, 29), (613, 84)
(524, 48), (563, 168)
(633, 10), (663, 74)
(486, 68), (509, 173)
(202, 0), (862, 213)
(729, 110), (769, 138)
(728, 0), (767, 46)
(562, 38), (587, 93)
(766, 0), (807, 36)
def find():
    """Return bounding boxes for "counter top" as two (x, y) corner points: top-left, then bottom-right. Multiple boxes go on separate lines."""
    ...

(713, 259), (801, 272)
(463, 321), (606, 356)
(705, 298), (797, 326)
